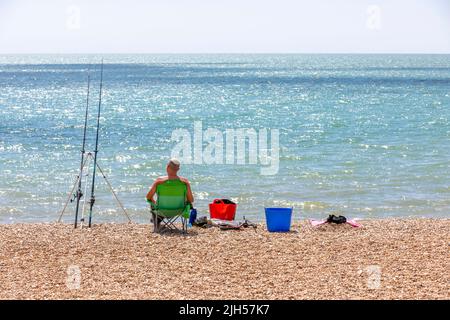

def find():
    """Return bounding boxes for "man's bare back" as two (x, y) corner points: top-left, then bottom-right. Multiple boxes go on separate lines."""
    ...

(146, 159), (194, 204)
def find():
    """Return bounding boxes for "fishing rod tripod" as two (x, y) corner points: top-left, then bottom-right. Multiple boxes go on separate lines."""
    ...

(57, 151), (131, 228)
(57, 60), (131, 228)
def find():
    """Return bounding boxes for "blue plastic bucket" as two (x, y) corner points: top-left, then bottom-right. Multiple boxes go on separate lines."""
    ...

(265, 207), (293, 232)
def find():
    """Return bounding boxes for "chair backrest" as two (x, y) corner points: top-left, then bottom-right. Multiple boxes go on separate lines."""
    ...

(156, 179), (187, 210)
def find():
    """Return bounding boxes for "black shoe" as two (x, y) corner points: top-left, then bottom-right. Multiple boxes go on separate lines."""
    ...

(193, 216), (208, 227)
(326, 214), (347, 224)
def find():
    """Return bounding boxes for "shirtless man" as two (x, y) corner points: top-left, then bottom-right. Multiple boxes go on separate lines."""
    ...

(146, 158), (194, 224)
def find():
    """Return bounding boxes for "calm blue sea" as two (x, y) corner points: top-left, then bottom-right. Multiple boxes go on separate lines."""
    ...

(0, 54), (449, 223)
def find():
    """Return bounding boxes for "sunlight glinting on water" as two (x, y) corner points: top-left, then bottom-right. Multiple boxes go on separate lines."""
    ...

(0, 54), (449, 222)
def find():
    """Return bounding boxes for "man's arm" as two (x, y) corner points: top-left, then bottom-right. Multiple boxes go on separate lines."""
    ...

(146, 182), (157, 203)
(146, 177), (170, 203)
(180, 177), (194, 204)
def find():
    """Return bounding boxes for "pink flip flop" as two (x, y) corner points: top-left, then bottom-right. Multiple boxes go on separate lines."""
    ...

(346, 219), (361, 228)
(310, 219), (361, 228)
(310, 219), (327, 227)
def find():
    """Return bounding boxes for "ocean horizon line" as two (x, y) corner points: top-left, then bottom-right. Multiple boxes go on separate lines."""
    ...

(1, 52), (450, 56)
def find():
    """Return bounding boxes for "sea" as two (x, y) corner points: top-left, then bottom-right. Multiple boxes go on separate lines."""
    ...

(0, 54), (449, 223)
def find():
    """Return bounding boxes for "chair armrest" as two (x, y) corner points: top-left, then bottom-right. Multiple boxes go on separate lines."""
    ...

(183, 203), (191, 218)
(146, 198), (157, 209)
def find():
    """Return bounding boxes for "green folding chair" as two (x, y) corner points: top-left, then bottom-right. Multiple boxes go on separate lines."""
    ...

(147, 179), (191, 234)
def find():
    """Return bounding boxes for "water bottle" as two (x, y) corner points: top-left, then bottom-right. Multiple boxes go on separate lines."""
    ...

(188, 208), (197, 227)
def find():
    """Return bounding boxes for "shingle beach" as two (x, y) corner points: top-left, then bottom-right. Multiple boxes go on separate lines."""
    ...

(0, 219), (448, 299)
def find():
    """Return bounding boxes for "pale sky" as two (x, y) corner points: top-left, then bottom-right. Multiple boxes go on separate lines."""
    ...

(0, 0), (449, 53)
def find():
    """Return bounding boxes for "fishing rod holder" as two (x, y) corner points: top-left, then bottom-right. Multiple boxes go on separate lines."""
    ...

(58, 149), (132, 227)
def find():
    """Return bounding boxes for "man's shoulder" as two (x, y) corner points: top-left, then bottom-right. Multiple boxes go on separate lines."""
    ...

(155, 176), (169, 184)
(178, 176), (190, 185)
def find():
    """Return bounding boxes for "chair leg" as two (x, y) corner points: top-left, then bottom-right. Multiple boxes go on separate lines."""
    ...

(151, 213), (189, 234)
(182, 217), (187, 234)
(161, 217), (177, 233)
(151, 211), (160, 233)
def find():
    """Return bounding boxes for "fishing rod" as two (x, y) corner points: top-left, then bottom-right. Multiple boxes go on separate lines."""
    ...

(88, 59), (104, 227)
(74, 71), (91, 228)
(59, 59), (131, 226)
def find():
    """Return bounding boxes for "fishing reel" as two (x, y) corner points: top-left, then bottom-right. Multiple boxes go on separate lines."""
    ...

(70, 190), (83, 203)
